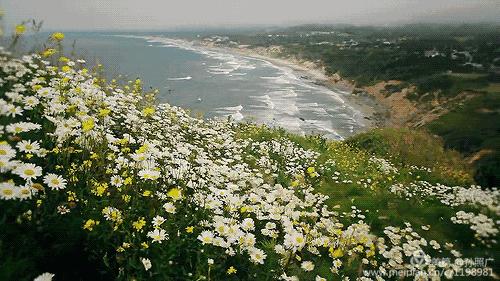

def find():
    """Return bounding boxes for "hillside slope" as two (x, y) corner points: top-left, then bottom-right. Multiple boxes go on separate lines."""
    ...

(0, 44), (499, 280)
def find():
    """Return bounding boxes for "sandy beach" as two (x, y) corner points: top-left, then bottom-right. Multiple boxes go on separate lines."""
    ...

(190, 40), (387, 130)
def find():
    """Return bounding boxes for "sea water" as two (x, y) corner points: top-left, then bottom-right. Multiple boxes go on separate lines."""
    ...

(58, 32), (368, 139)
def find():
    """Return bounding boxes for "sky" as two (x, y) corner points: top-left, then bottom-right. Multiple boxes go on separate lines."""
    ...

(2, 0), (500, 31)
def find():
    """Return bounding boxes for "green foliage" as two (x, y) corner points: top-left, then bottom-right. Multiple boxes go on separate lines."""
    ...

(426, 92), (500, 187)
(346, 128), (474, 186)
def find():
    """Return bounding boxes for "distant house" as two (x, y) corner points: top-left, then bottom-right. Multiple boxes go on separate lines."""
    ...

(451, 50), (473, 63)
(424, 49), (443, 58)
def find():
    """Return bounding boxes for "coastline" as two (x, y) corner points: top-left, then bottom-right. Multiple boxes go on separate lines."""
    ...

(192, 41), (388, 130)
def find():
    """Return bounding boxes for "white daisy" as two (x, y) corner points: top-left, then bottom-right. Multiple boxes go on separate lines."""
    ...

(0, 143), (16, 159)
(0, 181), (18, 200)
(34, 272), (55, 281)
(13, 163), (42, 180)
(16, 140), (41, 154)
(152, 215), (166, 227)
(141, 258), (152, 271)
(248, 247), (267, 264)
(301, 261), (315, 272)
(138, 169), (160, 180)
(43, 173), (67, 190)
(147, 228), (168, 243)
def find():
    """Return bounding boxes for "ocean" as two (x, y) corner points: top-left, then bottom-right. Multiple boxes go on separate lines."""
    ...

(55, 32), (369, 139)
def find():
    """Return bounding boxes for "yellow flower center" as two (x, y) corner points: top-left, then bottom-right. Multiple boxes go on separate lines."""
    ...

(2, 189), (13, 196)
(24, 169), (35, 176)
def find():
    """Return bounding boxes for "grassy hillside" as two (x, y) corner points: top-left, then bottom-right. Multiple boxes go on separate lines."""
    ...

(1, 34), (499, 281)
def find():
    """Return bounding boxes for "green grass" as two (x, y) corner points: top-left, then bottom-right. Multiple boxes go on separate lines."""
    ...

(426, 92), (500, 187)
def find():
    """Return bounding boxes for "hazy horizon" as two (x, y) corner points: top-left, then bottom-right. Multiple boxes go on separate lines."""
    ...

(2, 0), (500, 32)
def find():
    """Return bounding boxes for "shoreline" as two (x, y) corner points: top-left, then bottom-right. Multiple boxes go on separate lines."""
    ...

(191, 41), (388, 130)
(138, 35), (388, 133)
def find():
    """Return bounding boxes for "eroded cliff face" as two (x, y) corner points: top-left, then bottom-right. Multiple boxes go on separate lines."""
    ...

(349, 80), (481, 128)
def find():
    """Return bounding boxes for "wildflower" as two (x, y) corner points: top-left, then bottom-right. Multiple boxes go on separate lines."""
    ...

(42, 48), (57, 57)
(138, 169), (160, 180)
(0, 143), (16, 159)
(167, 187), (182, 201)
(248, 247), (267, 264)
(13, 163), (42, 180)
(147, 228), (168, 243)
(331, 248), (344, 258)
(16, 140), (40, 154)
(17, 185), (33, 200)
(315, 276), (326, 281)
(227, 266), (237, 275)
(110, 175), (123, 187)
(61, 65), (72, 73)
(23, 96), (40, 109)
(83, 219), (99, 231)
(142, 107), (155, 117)
(81, 118), (95, 132)
(4, 104), (23, 117)
(15, 24), (26, 35)
(99, 108), (111, 117)
(284, 231), (306, 250)
(198, 230), (214, 245)
(102, 207), (123, 224)
(34, 272), (55, 281)
(185, 226), (194, 233)
(301, 261), (315, 272)
(6, 122), (41, 134)
(207, 258), (214, 266)
(43, 173), (67, 190)
(141, 258), (152, 271)
(133, 217), (146, 231)
(241, 218), (255, 231)
(163, 202), (176, 213)
(51, 32), (65, 41)
(57, 205), (70, 215)
(0, 181), (17, 200)
(152, 215), (166, 228)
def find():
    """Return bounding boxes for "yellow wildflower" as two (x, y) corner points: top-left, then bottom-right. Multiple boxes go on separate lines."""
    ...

(226, 266), (237, 275)
(15, 24), (26, 35)
(83, 219), (99, 231)
(167, 187), (182, 201)
(42, 48), (57, 57)
(132, 217), (146, 231)
(142, 107), (155, 117)
(61, 65), (71, 73)
(185, 226), (194, 233)
(123, 177), (133, 185)
(99, 108), (111, 117)
(51, 32), (65, 41)
(330, 248), (344, 258)
(59, 56), (69, 63)
(142, 190), (152, 197)
(141, 242), (149, 249)
(82, 118), (95, 132)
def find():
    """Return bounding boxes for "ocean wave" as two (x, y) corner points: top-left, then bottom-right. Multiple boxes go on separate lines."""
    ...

(167, 76), (192, 81)
(215, 105), (245, 121)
